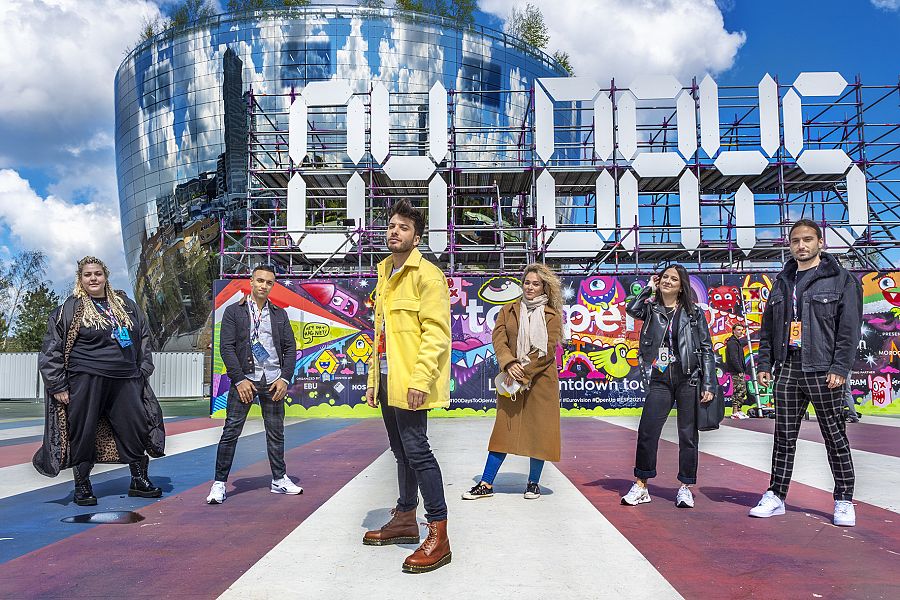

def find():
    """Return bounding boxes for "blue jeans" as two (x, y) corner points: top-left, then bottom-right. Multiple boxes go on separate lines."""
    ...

(379, 375), (448, 522)
(480, 451), (544, 485)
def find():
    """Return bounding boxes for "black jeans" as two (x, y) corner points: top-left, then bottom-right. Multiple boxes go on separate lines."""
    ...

(214, 377), (286, 482)
(634, 365), (699, 485)
(379, 374), (448, 522)
(67, 372), (146, 465)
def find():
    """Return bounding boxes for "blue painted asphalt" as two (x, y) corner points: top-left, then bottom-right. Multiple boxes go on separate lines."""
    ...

(0, 418), (361, 564)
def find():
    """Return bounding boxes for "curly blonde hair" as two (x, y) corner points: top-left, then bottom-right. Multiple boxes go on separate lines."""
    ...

(522, 263), (563, 310)
(73, 256), (133, 330)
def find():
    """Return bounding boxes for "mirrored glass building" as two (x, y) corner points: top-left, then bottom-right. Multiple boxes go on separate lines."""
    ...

(114, 5), (566, 350)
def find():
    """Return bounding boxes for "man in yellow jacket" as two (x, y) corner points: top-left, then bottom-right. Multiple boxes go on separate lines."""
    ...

(362, 200), (452, 574)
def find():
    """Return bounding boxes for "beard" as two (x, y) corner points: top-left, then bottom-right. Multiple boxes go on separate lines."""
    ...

(389, 237), (416, 254)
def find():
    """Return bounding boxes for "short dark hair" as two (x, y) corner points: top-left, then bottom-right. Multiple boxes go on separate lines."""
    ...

(732, 323), (746, 332)
(789, 219), (822, 240)
(251, 264), (277, 278)
(389, 200), (425, 238)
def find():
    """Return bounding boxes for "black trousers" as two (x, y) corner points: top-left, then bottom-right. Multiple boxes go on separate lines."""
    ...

(379, 374), (448, 522)
(67, 372), (146, 465)
(769, 352), (854, 501)
(634, 365), (699, 485)
(214, 377), (285, 482)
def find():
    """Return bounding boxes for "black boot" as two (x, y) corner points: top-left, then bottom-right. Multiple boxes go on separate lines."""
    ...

(73, 462), (97, 506)
(128, 455), (162, 498)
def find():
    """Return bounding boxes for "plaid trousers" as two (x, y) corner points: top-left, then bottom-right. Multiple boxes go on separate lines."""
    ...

(769, 353), (854, 501)
(214, 377), (286, 482)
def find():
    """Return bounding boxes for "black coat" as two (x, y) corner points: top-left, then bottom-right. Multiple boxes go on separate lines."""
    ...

(724, 335), (746, 374)
(220, 296), (297, 386)
(626, 286), (717, 394)
(32, 293), (165, 477)
(757, 252), (862, 377)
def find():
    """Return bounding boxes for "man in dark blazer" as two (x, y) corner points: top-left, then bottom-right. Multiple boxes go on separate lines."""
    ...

(206, 265), (300, 504)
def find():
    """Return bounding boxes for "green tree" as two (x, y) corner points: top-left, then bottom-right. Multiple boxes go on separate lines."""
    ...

(358, 0), (385, 7)
(553, 50), (574, 75)
(0, 250), (48, 351)
(395, 0), (475, 24)
(506, 3), (549, 49)
(12, 284), (60, 352)
(169, 0), (216, 28)
(282, 0), (311, 6)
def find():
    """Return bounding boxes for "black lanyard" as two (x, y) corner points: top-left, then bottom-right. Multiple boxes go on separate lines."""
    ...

(93, 299), (121, 329)
(791, 266), (818, 321)
(665, 306), (677, 349)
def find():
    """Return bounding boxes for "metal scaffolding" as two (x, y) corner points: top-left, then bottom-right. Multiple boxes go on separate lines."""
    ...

(220, 77), (900, 279)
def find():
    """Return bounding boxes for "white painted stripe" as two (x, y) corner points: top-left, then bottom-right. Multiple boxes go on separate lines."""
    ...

(0, 426), (44, 441)
(858, 415), (900, 428)
(596, 416), (900, 513)
(0, 419), (307, 500)
(220, 419), (682, 600)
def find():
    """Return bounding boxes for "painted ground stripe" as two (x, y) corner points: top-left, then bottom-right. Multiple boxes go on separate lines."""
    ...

(859, 415), (900, 428)
(0, 426), (43, 441)
(0, 419), (320, 563)
(722, 417), (900, 459)
(0, 419), (44, 431)
(0, 416), (221, 469)
(557, 418), (900, 600)
(0, 417), (272, 500)
(0, 419), (385, 599)
(600, 416), (900, 513)
(222, 418), (681, 600)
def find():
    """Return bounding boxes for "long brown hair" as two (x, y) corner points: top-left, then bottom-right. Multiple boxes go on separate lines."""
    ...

(655, 264), (696, 313)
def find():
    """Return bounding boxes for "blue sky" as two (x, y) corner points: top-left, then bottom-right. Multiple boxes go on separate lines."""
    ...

(0, 0), (897, 293)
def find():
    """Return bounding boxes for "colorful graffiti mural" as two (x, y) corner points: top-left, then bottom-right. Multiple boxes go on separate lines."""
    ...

(211, 273), (900, 416)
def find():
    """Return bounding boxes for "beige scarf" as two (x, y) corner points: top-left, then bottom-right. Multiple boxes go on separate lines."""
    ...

(516, 294), (549, 367)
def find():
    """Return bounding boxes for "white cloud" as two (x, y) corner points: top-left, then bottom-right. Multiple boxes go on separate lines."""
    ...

(0, 169), (128, 293)
(479, 0), (746, 83)
(0, 0), (162, 171)
(872, 0), (900, 10)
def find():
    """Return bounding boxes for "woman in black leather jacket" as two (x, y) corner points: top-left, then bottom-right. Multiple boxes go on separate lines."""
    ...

(620, 264), (715, 509)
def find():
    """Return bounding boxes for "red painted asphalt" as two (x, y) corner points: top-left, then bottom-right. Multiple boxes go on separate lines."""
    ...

(0, 419), (388, 599)
(722, 416), (900, 459)
(555, 418), (900, 600)
(0, 417), (223, 469)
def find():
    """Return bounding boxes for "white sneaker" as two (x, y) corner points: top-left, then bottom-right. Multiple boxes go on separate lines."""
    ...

(748, 490), (785, 518)
(271, 475), (303, 495)
(833, 501), (856, 527)
(676, 485), (695, 508)
(206, 481), (226, 504)
(621, 483), (651, 506)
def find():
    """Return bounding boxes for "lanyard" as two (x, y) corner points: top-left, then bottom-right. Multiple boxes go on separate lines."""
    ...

(665, 306), (677, 349)
(791, 265), (818, 321)
(249, 301), (265, 341)
(93, 299), (121, 329)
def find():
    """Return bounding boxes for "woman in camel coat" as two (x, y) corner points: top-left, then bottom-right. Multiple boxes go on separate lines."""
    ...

(463, 263), (562, 500)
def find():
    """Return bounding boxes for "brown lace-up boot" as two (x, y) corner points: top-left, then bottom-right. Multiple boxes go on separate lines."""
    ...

(362, 507), (420, 546)
(402, 519), (451, 573)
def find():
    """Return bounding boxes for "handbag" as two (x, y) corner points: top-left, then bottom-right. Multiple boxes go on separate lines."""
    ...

(697, 376), (725, 431)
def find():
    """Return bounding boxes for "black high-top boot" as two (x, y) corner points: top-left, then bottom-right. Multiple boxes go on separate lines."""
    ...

(73, 461), (97, 506)
(128, 455), (162, 498)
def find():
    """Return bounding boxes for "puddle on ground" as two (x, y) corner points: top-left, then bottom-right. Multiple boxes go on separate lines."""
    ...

(61, 511), (145, 524)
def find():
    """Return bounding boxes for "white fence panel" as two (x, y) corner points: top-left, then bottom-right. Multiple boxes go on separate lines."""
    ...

(0, 352), (204, 399)
(0, 353), (41, 399)
(148, 352), (205, 398)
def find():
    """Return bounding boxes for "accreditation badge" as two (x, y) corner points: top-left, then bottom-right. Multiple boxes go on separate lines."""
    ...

(655, 346), (672, 372)
(251, 339), (271, 361)
(788, 320), (802, 348)
(114, 326), (133, 349)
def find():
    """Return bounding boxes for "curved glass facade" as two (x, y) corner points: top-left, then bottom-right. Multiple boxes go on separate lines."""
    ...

(114, 6), (565, 350)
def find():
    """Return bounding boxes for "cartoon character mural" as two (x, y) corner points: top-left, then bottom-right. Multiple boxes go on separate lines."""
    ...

(210, 272), (900, 415)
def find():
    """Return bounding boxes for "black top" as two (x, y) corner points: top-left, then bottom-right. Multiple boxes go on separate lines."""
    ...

(67, 299), (139, 379)
(792, 267), (814, 321)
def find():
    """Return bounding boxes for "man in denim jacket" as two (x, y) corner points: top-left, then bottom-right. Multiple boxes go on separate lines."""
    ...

(749, 219), (862, 526)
